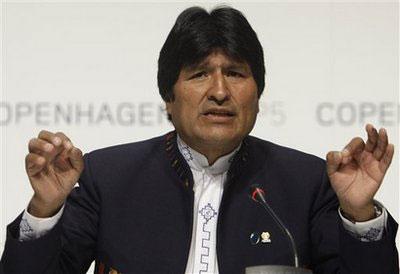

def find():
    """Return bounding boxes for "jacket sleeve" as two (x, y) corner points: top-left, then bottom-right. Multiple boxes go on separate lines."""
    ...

(1, 153), (101, 274)
(310, 169), (399, 274)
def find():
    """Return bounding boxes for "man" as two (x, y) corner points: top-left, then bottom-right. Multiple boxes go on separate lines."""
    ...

(1, 6), (398, 274)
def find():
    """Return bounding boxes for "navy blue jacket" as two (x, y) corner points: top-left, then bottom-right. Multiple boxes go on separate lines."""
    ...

(1, 132), (398, 273)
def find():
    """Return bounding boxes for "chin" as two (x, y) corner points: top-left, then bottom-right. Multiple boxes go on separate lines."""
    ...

(198, 130), (242, 146)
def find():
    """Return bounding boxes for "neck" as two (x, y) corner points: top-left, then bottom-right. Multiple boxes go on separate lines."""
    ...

(178, 135), (241, 165)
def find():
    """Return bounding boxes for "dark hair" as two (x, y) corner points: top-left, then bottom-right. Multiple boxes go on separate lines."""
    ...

(157, 6), (265, 102)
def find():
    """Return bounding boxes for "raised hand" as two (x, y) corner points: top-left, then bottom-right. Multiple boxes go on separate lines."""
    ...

(326, 124), (394, 222)
(25, 130), (84, 218)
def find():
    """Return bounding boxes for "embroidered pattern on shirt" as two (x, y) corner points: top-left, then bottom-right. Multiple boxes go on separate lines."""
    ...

(20, 218), (34, 233)
(348, 227), (382, 242)
(198, 203), (218, 274)
(361, 227), (382, 241)
(19, 218), (35, 241)
(181, 145), (194, 162)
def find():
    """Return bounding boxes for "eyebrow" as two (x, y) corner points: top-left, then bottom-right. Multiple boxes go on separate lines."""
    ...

(184, 61), (249, 73)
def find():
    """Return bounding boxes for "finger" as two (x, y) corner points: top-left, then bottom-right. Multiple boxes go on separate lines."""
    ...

(38, 130), (73, 161)
(53, 143), (74, 172)
(342, 137), (365, 164)
(373, 128), (389, 160)
(69, 147), (84, 173)
(379, 143), (394, 174)
(38, 130), (63, 147)
(28, 138), (54, 154)
(59, 139), (73, 158)
(53, 132), (75, 159)
(365, 124), (378, 153)
(25, 153), (46, 177)
(54, 131), (72, 146)
(326, 151), (342, 176)
(28, 138), (61, 165)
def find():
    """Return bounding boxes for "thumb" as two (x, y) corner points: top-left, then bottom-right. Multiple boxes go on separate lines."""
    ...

(326, 151), (342, 176)
(69, 147), (84, 174)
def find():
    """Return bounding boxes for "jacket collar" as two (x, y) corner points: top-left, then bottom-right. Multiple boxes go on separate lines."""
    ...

(176, 135), (240, 175)
(165, 131), (250, 189)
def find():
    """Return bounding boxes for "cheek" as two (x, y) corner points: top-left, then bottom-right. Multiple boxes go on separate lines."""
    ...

(235, 82), (258, 114)
(240, 95), (259, 114)
(238, 100), (259, 127)
(180, 88), (204, 112)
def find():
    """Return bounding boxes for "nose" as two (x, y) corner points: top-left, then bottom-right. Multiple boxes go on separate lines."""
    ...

(207, 72), (230, 105)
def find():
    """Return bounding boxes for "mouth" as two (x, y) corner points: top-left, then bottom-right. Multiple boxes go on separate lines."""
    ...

(201, 109), (236, 122)
(203, 109), (235, 117)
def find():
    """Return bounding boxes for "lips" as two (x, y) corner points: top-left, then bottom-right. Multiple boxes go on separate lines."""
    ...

(201, 108), (236, 123)
(203, 109), (235, 117)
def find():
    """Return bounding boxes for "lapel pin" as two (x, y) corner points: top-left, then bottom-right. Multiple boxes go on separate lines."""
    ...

(261, 231), (271, 243)
(109, 268), (122, 274)
(250, 232), (260, 245)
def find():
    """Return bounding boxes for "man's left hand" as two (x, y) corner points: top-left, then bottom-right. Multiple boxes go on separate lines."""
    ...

(326, 124), (394, 222)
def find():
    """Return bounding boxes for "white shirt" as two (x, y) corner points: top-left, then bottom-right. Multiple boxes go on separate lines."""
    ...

(19, 137), (387, 274)
(177, 136), (239, 274)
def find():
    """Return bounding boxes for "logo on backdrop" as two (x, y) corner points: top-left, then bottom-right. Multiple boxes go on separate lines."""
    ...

(0, 101), (168, 127)
(0, 101), (287, 127)
(316, 102), (399, 126)
(0, 101), (398, 127)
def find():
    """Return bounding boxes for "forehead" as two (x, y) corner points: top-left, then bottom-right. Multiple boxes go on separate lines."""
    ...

(182, 50), (249, 71)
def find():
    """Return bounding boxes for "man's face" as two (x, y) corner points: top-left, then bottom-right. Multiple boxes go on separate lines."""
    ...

(166, 51), (259, 150)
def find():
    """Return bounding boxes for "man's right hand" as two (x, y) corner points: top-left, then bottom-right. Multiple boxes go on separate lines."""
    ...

(25, 130), (84, 218)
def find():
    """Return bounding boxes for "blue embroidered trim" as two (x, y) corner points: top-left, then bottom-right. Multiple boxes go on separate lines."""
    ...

(20, 218), (34, 234)
(181, 145), (193, 162)
(198, 203), (217, 273)
(348, 227), (382, 242)
(19, 218), (35, 241)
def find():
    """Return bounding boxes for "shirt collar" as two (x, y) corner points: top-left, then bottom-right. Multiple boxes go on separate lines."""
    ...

(177, 135), (241, 175)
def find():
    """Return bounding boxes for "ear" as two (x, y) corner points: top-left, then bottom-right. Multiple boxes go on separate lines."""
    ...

(256, 99), (260, 114)
(165, 102), (172, 115)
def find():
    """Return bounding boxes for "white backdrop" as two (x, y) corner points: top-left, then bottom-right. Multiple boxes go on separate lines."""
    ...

(1, 0), (399, 272)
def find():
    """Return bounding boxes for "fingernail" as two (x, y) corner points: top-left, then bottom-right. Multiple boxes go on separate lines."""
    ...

(64, 141), (72, 150)
(53, 137), (61, 146)
(44, 143), (53, 151)
(37, 157), (45, 165)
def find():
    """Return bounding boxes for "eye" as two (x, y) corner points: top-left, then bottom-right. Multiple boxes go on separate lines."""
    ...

(189, 71), (208, 80)
(227, 70), (244, 78)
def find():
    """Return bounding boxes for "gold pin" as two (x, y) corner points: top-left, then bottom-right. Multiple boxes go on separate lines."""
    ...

(261, 231), (271, 243)
(109, 268), (122, 274)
